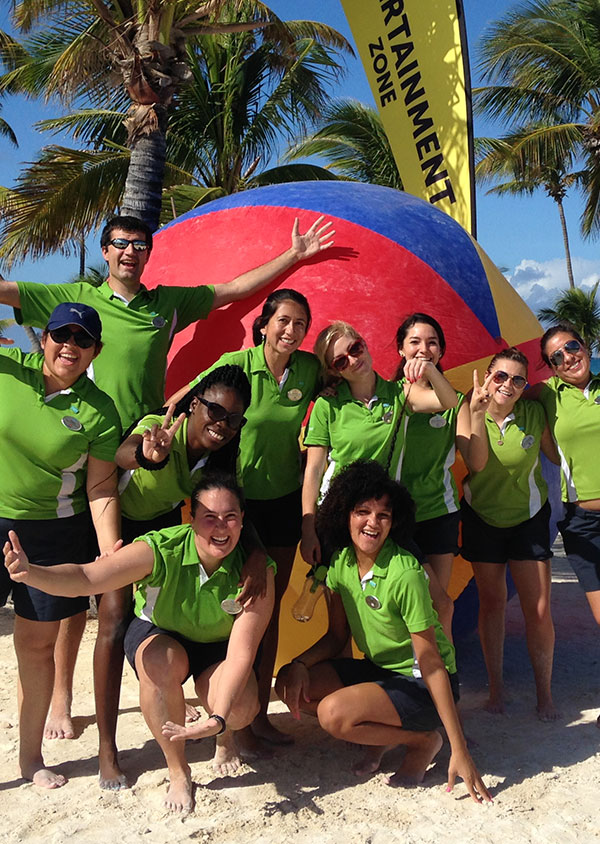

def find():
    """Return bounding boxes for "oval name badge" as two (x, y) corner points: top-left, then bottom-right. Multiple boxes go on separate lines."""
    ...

(521, 434), (535, 450)
(382, 410), (394, 424)
(62, 416), (83, 432)
(365, 595), (381, 610)
(221, 598), (243, 615)
(152, 315), (166, 328)
(429, 414), (447, 429)
(287, 388), (303, 402)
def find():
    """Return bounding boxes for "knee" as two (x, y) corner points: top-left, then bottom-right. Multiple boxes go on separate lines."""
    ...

(227, 691), (260, 730)
(136, 643), (185, 686)
(317, 694), (348, 738)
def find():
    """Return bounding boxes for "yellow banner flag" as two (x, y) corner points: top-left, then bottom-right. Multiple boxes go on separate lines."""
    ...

(341, 0), (476, 235)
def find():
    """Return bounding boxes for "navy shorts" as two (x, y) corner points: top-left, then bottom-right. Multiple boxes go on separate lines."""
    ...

(245, 487), (302, 548)
(0, 511), (92, 621)
(122, 505), (182, 545)
(461, 499), (552, 564)
(557, 503), (600, 593)
(330, 657), (459, 732)
(124, 615), (230, 681)
(414, 510), (460, 556)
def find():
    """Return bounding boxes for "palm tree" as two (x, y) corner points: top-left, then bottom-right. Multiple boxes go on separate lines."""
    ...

(475, 0), (600, 238)
(285, 98), (403, 189)
(0, 24), (342, 265)
(0, 1), (349, 231)
(0, 101), (17, 146)
(537, 282), (600, 355)
(476, 130), (584, 288)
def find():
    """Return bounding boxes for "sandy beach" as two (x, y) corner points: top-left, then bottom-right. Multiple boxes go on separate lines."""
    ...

(1, 543), (598, 844)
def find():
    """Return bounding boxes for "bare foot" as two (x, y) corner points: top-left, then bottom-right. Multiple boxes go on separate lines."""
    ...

(44, 710), (75, 740)
(212, 731), (244, 775)
(352, 744), (394, 777)
(98, 747), (129, 791)
(22, 759), (67, 789)
(164, 768), (193, 814)
(483, 696), (506, 715)
(251, 714), (293, 746)
(385, 731), (443, 787)
(536, 701), (563, 722)
(235, 726), (274, 761)
(185, 703), (200, 724)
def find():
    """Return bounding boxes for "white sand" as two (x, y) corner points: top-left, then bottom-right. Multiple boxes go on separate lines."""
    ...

(1, 547), (599, 844)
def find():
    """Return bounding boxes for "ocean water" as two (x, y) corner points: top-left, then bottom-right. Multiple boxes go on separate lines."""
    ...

(592, 357), (600, 374)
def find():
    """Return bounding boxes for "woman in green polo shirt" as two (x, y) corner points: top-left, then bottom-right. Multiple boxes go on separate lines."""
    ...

(461, 347), (561, 721)
(5, 472), (275, 814)
(168, 288), (321, 749)
(0, 302), (120, 791)
(276, 461), (490, 803)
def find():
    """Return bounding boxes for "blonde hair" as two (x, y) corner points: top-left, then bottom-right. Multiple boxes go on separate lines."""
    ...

(313, 320), (363, 383)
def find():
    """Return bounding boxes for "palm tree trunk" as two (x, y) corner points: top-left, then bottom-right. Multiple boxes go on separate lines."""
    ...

(121, 105), (168, 232)
(23, 324), (42, 352)
(556, 197), (575, 288)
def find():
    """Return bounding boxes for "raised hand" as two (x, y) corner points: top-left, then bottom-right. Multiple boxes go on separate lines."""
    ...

(0, 337), (14, 346)
(141, 403), (186, 464)
(291, 216), (335, 259)
(470, 370), (494, 415)
(403, 357), (436, 384)
(4, 530), (30, 581)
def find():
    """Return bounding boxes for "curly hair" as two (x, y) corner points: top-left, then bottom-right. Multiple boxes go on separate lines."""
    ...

(315, 460), (415, 555)
(190, 470), (245, 517)
(251, 288), (311, 345)
(394, 312), (446, 380)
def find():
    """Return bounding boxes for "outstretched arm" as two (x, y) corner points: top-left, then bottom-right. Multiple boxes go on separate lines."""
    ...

(210, 217), (334, 310)
(0, 280), (21, 309)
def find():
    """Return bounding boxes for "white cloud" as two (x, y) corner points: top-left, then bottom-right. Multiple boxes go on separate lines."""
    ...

(504, 257), (600, 313)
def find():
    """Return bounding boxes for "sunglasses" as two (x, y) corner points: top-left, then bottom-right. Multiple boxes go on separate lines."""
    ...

(108, 237), (149, 252)
(198, 397), (247, 430)
(549, 339), (582, 368)
(49, 327), (96, 349)
(491, 370), (527, 389)
(331, 340), (365, 372)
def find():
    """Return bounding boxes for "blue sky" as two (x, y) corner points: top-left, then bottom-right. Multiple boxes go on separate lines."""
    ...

(0, 0), (596, 342)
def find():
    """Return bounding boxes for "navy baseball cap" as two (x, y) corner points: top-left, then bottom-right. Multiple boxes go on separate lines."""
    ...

(46, 302), (102, 342)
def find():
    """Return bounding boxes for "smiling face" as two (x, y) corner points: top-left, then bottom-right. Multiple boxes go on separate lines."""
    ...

(349, 496), (393, 561)
(261, 299), (309, 358)
(544, 330), (590, 386)
(327, 332), (373, 382)
(187, 385), (245, 454)
(41, 324), (100, 389)
(399, 321), (442, 366)
(101, 227), (150, 288)
(486, 357), (528, 411)
(192, 487), (243, 563)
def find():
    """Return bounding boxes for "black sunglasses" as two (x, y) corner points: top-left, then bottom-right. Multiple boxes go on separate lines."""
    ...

(491, 370), (527, 389)
(549, 339), (582, 368)
(109, 237), (149, 252)
(331, 340), (365, 372)
(49, 327), (96, 349)
(198, 397), (247, 430)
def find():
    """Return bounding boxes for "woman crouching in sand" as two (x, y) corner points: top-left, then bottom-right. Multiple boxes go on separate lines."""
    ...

(276, 461), (490, 802)
(5, 472), (274, 813)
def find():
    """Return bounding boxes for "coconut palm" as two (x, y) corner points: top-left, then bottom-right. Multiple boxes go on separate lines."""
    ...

(0, 101), (17, 146)
(476, 129), (585, 288)
(475, 0), (600, 238)
(285, 98), (403, 189)
(537, 282), (600, 355)
(0, 1), (350, 231)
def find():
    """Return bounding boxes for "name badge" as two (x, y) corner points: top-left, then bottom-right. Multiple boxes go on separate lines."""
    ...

(62, 416), (82, 432)
(365, 595), (381, 610)
(382, 410), (394, 424)
(287, 388), (303, 402)
(152, 316), (166, 328)
(521, 434), (535, 450)
(429, 415), (447, 429)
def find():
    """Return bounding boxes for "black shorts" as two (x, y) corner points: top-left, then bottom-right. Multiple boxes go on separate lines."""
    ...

(124, 615), (230, 681)
(122, 505), (182, 545)
(557, 503), (600, 593)
(330, 657), (459, 732)
(414, 511), (460, 556)
(244, 488), (302, 548)
(461, 499), (552, 564)
(0, 511), (92, 621)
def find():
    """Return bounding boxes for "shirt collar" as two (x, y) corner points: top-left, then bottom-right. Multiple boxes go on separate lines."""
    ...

(249, 343), (297, 375)
(555, 372), (600, 391)
(344, 536), (396, 580)
(99, 280), (148, 304)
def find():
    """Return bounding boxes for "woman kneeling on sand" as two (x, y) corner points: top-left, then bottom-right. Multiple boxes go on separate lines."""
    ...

(5, 472), (274, 813)
(276, 461), (490, 803)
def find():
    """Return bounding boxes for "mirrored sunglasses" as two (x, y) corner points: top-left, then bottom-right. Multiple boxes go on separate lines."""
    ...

(198, 397), (247, 430)
(109, 237), (149, 252)
(549, 339), (582, 368)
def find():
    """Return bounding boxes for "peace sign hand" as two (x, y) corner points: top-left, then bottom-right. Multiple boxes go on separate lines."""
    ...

(470, 370), (494, 415)
(4, 530), (30, 582)
(141, 404), (186, 464)
(291, 216), (335, 259)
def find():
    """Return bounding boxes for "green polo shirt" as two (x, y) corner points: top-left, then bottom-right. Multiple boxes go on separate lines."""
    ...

(133, 524), (276, 642)
(0, 348), (121, 520)
(304, 375), (411, 493)
(15, 280), (215, 429)
(400, 390), (465, 522)
(119, 414), (210, 521)
(191, 345), (320, 500)
(327, 539), (456, 676)
(538, 375), (600, 502)
(463, 399), (548, 528)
